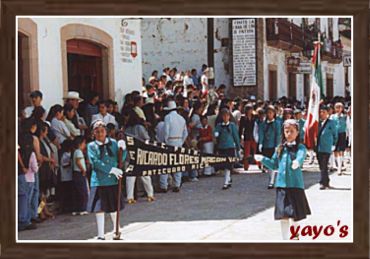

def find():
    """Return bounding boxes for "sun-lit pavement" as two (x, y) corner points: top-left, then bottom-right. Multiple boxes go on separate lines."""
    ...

(18, 159), (352, 242)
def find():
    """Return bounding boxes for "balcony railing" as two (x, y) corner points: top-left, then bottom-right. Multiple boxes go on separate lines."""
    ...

(266, 18), (304, 52)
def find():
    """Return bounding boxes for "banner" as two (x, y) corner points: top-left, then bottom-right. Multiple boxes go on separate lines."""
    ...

(124, 135), (239, 176)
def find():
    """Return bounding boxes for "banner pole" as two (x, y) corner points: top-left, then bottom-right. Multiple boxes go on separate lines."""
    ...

(113, 177), (122, 240)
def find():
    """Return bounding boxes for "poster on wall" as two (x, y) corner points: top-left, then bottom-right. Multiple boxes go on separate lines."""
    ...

(232, 18), (257, 87)
(120, 19), (137, 63)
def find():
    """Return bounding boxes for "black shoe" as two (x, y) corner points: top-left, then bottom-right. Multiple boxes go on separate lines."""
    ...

(222, 184), (229, 190)
(172, 187), (180, 193)
(267, 184), (274, 189)
(157, 188), (168, 193)
(31, 218), (42, 224)
(319, 184), (329, 190)
(97, 237), (105, 240)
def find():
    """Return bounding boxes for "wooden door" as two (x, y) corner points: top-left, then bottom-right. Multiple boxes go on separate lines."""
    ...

(288, 72), (296, 98)
(269, 70), (277, 100)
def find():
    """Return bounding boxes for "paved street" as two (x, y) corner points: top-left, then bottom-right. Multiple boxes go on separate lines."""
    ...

(18, 159), (352, 242)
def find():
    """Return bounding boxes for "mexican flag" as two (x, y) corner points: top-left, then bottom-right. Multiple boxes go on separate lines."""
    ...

(304, 39), (323, 149)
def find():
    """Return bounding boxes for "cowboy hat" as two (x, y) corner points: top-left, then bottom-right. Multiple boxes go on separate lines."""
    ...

(63, 91), (84, 102)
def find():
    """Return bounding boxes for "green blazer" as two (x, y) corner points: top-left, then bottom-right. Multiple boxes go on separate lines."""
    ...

(317, 119), (338, 154)
(261, 143), (307, 189)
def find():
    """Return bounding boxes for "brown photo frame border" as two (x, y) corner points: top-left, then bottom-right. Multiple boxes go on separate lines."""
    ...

(0, 0), (368, 258)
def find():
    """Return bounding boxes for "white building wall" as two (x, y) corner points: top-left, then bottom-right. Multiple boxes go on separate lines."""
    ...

(30, 17), (142, 110)
(264, 46), (288, 99)
(141, 18), (208, 82)
(213, 18), (231, 87)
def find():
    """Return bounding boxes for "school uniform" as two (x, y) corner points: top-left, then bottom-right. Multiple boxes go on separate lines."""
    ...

(261, 143), (311, 221)
(258, 119), (281, 157)
(331, 113), (347, 152)
(87, 137), (124, 213)
(214, 121), (240, 187)
(316, 118), (338, 187)
(258, 118), (281, 187)
(297, 119), (306, 142)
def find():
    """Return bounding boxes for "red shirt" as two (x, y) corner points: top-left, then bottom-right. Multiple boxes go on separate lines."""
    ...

(199, 125), (213, 144)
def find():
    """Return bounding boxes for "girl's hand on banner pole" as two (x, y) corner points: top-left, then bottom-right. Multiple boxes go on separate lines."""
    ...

(109, 167), (123, 179)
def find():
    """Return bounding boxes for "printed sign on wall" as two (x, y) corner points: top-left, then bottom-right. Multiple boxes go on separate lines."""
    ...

(232, 19), (257, 87)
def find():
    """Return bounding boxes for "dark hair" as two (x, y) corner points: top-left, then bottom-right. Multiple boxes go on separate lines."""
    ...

(35, 121), (49, 138)
(63, 103), (74, 116)
(151, 70), (158, 76)
(31, 106), (46, 121)
(73, 135), (86, 149)
(21, 117), (37, 134)
(97, 100), (107, 107)
(46, 104), (63, 122)
(133, 95), (143, 106)
(106, 123), (116, 131)
(61, 139), (74, 153)
(206, 102), (218, 116)
(276, 122), (300, 159)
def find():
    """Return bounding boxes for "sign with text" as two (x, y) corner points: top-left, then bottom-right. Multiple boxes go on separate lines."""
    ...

(125, 135), (239, 176)
(232, 19), (257, 87)
(120, 19), (137, 63)
(297, 62), (312, 74)
(343, 54), (351, 67)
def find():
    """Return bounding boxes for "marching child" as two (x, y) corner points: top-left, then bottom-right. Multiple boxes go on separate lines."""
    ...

(87, 120), (124, 240)
(72, 136), (89, 216)
(331, 102), (347, 175)
(255, 119), (311, 240)
(258, 105), (281, 189)
(214, 108), (240, 190)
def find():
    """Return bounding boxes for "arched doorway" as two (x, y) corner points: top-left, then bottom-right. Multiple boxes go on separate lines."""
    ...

(18, 18), (39, 110)
(61, 24), (114, 101)
(18, 32), (30, 109)
(67, 39), (104, 99)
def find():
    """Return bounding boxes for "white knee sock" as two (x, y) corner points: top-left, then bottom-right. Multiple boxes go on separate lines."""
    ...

(224, 169), (231, 185)
(110, 212), (119, 233)
(337, 156), (342, 175)
(269, 171), (276, 185)
(96, 213), (105, 238)
(280, 219), (290, 240)
(51, 187), (55, 196)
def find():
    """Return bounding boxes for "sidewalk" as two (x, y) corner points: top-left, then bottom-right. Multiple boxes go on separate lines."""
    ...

(99, 168), (353, 242)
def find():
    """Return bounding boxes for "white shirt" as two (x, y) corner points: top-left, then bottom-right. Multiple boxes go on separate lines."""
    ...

(201, 74), (208, 92)
(91, 113), (118, 129)
(155, 121), (166, 143)
(183, 75), (194, 87)
(51, 118), (71, 144)
(164, 111), (188, 147)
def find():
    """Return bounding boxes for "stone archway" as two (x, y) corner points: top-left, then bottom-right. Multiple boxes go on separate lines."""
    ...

(60, 24), (114, 100)
(18, 18), (39, 108)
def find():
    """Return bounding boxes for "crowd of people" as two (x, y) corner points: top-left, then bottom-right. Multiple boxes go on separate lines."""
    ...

(17, 64), (352, 239)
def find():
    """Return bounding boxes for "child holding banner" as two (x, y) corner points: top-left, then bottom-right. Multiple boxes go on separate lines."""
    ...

(255, 119), (311, 240)
(87, 120), (124, 240)
(214, 108), (240, 190)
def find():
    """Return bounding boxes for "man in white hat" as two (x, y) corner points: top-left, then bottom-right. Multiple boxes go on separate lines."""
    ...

(63, 91), (88, 134)
(159, 100), (188, 193)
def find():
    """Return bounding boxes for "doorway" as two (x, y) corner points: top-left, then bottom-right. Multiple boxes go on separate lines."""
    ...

(18, 32), (31, 109)
(288, 72), (297, 98)
(268, 69), (277, 100)
(326, 74), (334, 99)
(67, 39), (104, 100)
